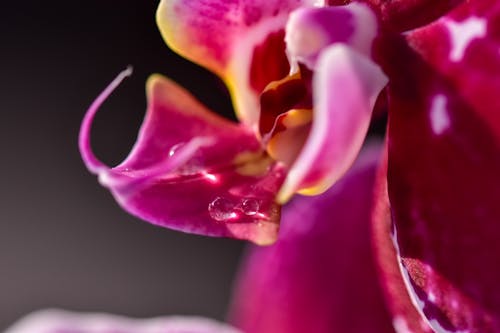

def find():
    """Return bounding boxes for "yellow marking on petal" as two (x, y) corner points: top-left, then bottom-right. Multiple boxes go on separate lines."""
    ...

(233, 151), (274, 177)
(263, 71), (302, 92)
(276, 188), (294, 204)
(277, 178), (331, 204)
(297, 182), (330, 196)
(267, 127), (310, 167)
(266, 108), (312, 167)
(281, 108), (312, 127)
(223, 72), (252, 124)
(156, 0), (228, 76)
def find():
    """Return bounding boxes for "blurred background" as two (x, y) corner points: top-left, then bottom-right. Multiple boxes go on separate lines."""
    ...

(0, 1), (244, 329)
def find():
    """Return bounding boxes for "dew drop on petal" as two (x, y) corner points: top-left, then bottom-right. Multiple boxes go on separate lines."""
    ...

(168, 142), (185, 157)
(208, 197), (238, 222)
(241, 198), (260, 216)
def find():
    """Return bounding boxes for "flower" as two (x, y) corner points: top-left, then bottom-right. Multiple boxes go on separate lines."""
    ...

(3, 147), (434, 332)
(79, 0), (387, 245)
(77, 0), (500, 331)
(6, 147), (411, 333)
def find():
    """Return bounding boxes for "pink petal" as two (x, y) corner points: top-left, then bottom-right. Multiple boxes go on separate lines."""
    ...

(6, 309), (242, 333)
(230, 144), (396, 333)
(156, 0), (313, 126)
(278, 44), (388, 202)
(285, 3), (378, 69)
(378, 0), (500, 330)
(80, 72), (286, 245)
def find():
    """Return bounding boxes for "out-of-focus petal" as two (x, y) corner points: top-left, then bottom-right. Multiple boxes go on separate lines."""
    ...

(378, 0), (500, 330)
(285, 3), (378, 69)
(278, 44), (388, 203)
(230, 144), (396, 333)
(156, 0), (314, 127)
(363, 0), (464, 32)
(80, 73), (286, 245)
(5, 309), (242, 333)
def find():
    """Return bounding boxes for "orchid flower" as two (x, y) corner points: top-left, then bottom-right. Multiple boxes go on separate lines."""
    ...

(77, 0), (500, 331)
(5, 148), (413, 333)
(79, 0), (387, 245)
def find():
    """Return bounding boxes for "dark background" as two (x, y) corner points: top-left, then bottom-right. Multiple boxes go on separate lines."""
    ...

(0, 1), (244, 329)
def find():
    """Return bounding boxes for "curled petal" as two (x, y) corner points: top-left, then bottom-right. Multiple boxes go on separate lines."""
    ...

(286, 3), (378, 69)
(278, 44), (388, 202)
(6, 309), (242, 333)
(157, 0), (313, 127)
(80, 73), (287, 245)
(378, 0), (500, 330)
(79, 66), (134, 174)
(230, 145), (396, 333)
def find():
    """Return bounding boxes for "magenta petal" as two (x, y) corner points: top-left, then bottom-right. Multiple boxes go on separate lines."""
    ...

(379, 0), (500, 330)
(6, 309), (242, 333)
(157, 0), (312, 75)
(157, 0), (311, 126)
(230, 144), (396, 333)
(80, 73), (286, 245)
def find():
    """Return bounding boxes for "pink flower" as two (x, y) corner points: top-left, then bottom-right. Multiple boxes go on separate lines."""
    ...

(6, 148), (400, 333)
(77, 0), (500, 331)
(79, 0), (387, 245)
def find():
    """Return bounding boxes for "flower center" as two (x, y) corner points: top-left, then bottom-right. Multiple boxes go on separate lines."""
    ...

(258, 66), (314, 167)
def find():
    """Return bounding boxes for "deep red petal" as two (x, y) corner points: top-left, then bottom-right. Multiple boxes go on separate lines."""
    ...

(364, 0), (464, 32)
(372, 150), (434, 333)
(379, 0), (500, 330)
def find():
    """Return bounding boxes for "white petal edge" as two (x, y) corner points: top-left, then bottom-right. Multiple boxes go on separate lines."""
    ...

(5, 309), (243, 333)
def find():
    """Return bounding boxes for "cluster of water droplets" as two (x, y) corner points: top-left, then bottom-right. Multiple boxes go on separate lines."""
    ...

(208, 197), (261, 222)
(169, 142), (264, 223)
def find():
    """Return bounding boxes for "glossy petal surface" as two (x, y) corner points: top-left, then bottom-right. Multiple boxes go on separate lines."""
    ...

(380, 0), (500, 330)
(278, 44), (388, 202)
(230, 145), (396, 333)
(6, 310), (242, 333)
(365, 0), (464, 32)
(157, 0), (312, 126)
(80, 73), (286, 245)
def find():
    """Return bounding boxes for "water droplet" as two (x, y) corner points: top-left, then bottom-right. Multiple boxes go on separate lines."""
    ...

(241, 198), (260, 216)
(168, 142), (185, 157)
(208, 197), (237, 222)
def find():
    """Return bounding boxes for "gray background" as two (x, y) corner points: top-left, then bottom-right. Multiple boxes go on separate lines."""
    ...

(0, 1), (245, 329)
